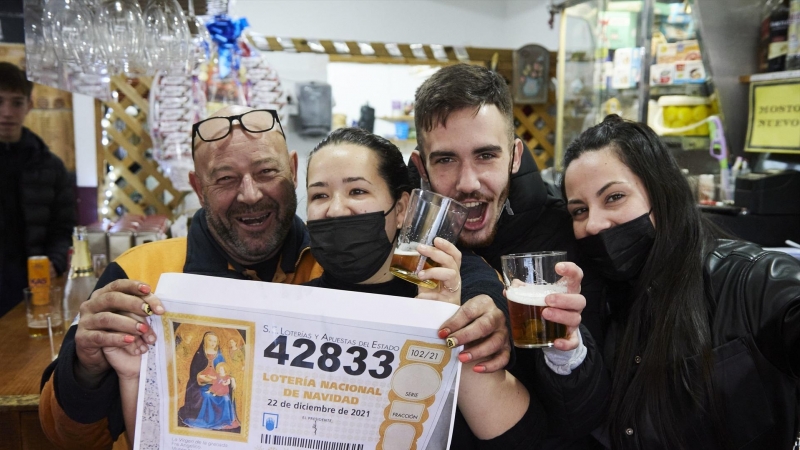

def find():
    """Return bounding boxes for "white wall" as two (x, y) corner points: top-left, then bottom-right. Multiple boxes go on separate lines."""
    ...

(505, 0), (560, 50)
(327, 63), (436, 140)
(73, 93), (97, 187)
(233, 0), (558, 50)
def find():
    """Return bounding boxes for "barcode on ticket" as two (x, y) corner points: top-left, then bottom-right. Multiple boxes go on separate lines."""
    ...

(260, 434), (365, 449)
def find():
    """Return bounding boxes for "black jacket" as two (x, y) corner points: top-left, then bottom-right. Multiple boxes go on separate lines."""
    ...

(597, 240), (800, 449)
(14, 127), (76, 274)
(0, 127), (75, 316)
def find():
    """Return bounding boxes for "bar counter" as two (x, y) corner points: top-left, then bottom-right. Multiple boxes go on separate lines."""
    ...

(0, 302), (64, 449)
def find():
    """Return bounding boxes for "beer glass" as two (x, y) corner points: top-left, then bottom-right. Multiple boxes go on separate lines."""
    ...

(390, 189), (468, 289)
(24, 286), (64, 338)
(501, 252), (568, 348)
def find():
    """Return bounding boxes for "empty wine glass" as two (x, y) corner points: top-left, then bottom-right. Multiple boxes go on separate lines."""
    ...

(95, 0), (146, 76)
(143, 0), (191, 75)
(24, 3), (58, 82)
(44, 0), (97, 71)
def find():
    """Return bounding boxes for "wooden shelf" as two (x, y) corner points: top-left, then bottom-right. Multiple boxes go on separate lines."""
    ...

(650, 82), (713, 98)
(378, 115), (415, 123)
(740, 70), (800, 83)
(660, 135), (710, 151)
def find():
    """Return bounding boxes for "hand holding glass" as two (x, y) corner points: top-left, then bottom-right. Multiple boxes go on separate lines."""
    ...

(391, 189), (467, 289)
(501, 252), (568, 348)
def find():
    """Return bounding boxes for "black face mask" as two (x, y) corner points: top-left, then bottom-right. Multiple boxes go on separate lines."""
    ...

(576, 212), (655, 282)
(307, 206), (396, 284)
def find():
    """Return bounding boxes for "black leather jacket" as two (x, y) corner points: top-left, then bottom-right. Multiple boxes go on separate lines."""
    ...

(606, 240), (800, 449)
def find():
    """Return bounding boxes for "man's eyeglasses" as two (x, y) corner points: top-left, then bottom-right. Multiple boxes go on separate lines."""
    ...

(191, 109), (284, 156)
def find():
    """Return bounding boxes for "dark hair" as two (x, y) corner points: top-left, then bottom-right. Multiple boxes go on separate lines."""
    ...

(308, 127), (412, 201)
(414, 64), (514, 156)
(0, 62), (33, 98)
(563, 115), (728, 449)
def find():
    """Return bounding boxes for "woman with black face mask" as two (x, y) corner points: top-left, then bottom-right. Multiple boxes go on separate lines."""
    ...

(562, 115), (800, 450)
(304, 127), (546, 448)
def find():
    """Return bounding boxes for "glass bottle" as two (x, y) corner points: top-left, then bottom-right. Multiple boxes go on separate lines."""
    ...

(768, 0), (791, 72)
(63, 226), (98, 329)
(759, 0), (777, 72)
(786, 0), (800, 70)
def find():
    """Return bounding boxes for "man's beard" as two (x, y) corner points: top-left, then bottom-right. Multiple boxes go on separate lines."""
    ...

(205, 187), (298, 264)
(456, 179), (510, 249)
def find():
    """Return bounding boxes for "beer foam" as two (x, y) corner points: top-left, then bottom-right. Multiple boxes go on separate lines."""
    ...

(393, 249), (421, 257)
(506, 284), (567, 306)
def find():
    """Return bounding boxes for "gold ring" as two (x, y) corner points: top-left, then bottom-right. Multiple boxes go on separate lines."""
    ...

(443, 280), (461, 293)
(142, 303), (153, 316)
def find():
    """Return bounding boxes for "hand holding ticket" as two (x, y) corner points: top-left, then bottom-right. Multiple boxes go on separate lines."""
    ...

(134, 273), (462, 450)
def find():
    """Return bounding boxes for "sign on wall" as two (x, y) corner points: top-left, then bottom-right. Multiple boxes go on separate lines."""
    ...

(745, 79), (800, 154)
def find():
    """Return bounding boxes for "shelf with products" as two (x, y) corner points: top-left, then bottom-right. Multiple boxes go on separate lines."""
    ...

(554, 0), (727, 169)
(660, 135), (710, 151)
(650, 81), (714, 98)
(739, 70), (800, 83)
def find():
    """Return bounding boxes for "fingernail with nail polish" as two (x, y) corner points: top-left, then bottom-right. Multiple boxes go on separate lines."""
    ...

(136, 322), (149, 332)
(142, 303), (153, 315)
(446, 337), (457, 348)
(438, 329), (450, 339)
(124, 335), (135, 344)
(139, 284), (151, 294)
(458, 352), (472, 363)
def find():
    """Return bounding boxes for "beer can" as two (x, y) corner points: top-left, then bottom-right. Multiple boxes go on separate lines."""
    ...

(27, 256), (51, 306)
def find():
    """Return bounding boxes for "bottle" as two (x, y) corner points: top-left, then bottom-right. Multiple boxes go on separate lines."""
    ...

(786, 0), (800, 70)
(63, 226), (98, 329)
(759, 0), (778, 72)
(768, 0), (791, 72)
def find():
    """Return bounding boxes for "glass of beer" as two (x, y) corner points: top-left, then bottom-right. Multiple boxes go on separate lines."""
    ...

(501, 252), (568, 348)
(390, 189), (468, 288)
(24, 286), (64, 338)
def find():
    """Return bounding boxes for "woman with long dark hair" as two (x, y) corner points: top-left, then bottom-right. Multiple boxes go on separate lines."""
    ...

(562, 115), (800, 449)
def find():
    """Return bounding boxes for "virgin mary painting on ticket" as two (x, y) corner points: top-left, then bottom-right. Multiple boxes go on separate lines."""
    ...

(165, 316), (255, 442)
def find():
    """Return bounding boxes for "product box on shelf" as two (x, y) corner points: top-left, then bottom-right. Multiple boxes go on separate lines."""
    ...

(600, 11), (638, 49)
(650, 64), (676, 85)
(656, 40), (701, 64)
(674, 61), (707, 84)
(612, 47), (643, 89)
(650, 61), (706, 85)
